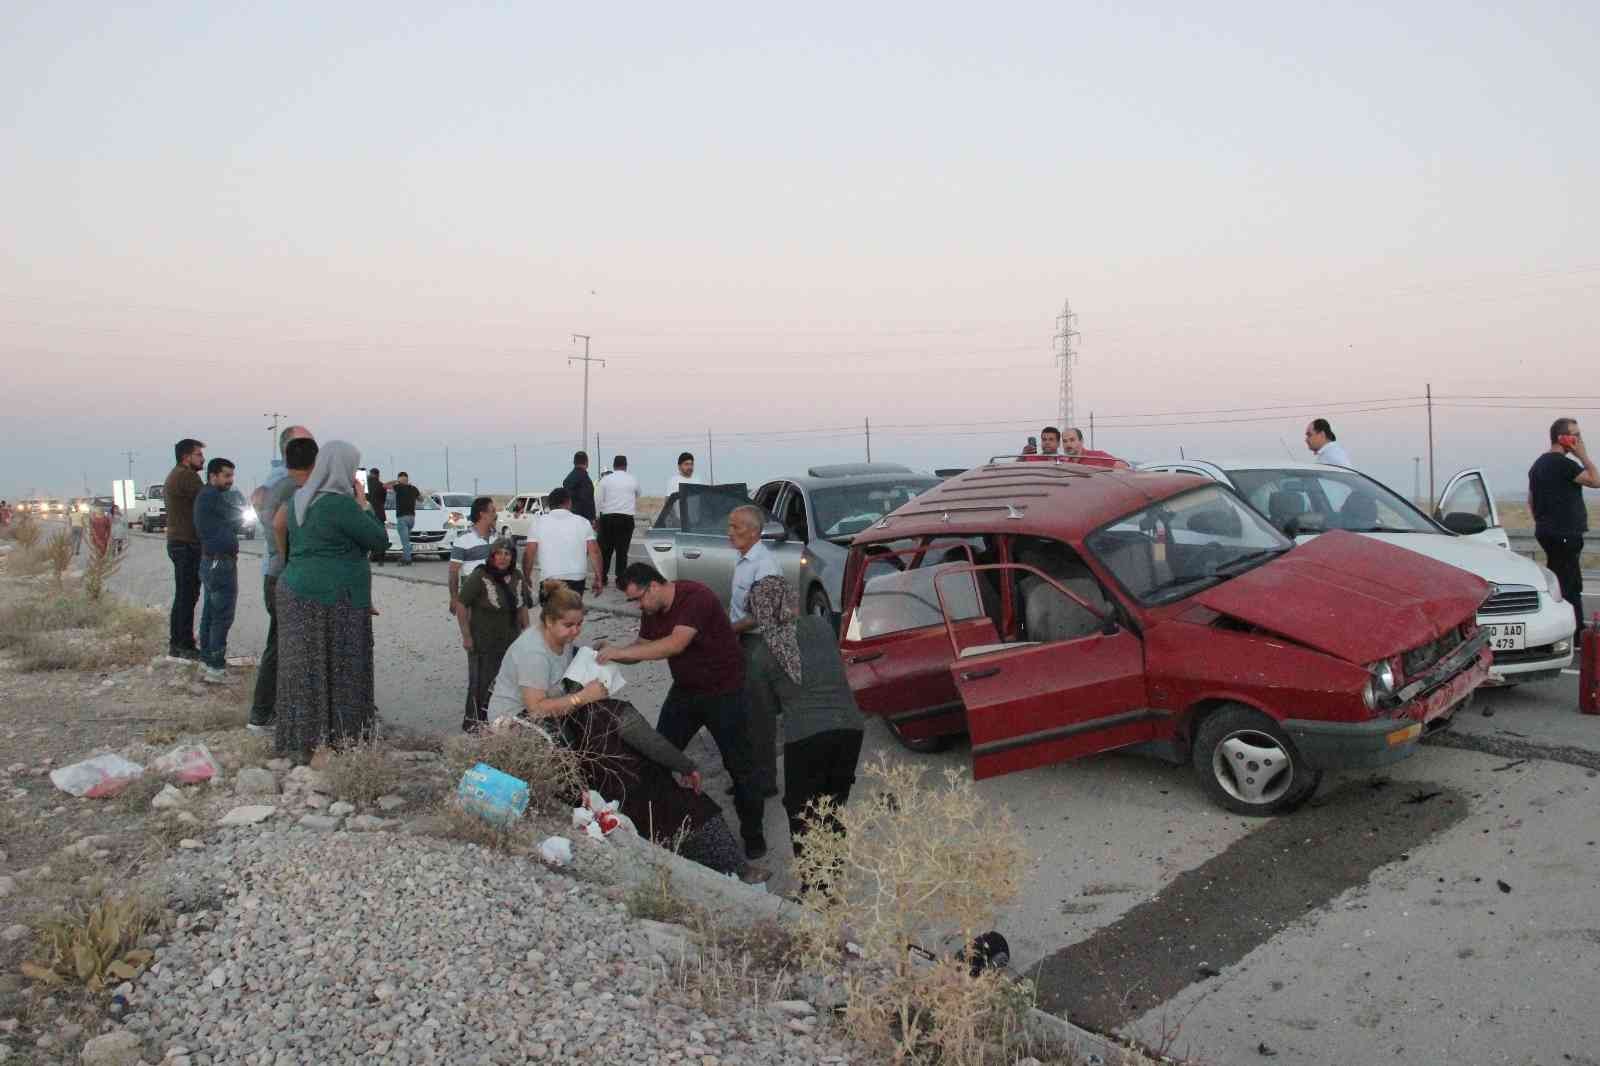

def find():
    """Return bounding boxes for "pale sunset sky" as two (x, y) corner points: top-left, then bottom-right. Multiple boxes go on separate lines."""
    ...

(2, 3), (1596, 502)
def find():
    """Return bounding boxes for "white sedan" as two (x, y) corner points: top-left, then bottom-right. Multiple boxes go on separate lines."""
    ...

(1140, 459), (1575, 686)
(384, 493), (459, 560)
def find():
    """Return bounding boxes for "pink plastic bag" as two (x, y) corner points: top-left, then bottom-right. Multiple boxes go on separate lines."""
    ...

(150, 743), (220, 784)
(50, 754), (145, 798)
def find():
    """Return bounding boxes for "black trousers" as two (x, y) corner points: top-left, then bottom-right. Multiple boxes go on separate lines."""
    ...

(597, 514), (635, 586)
(740, 635), (780, 795)
(370, 511), (387, 563)
(783, 729), (864, 861)
(464, 647), (508, 729)
(250, 575), (278, 726)
(167, 541), (202, 650)
(1538, 532), (1586, 635)
(655, 685), (767, 849)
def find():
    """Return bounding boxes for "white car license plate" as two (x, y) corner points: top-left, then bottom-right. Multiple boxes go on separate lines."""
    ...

(1486, 623), (1526, 652)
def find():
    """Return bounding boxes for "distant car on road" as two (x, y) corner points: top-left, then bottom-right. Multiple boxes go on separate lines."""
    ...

(431, 492), (474, 531)
(1138, 459), (1574, 686)
(383, 492), (457, 560)
(141, 484), (166, 533)
(499, 493), (551, 546)
(224, 489), (258, 540)
(644, 464), (941, 617)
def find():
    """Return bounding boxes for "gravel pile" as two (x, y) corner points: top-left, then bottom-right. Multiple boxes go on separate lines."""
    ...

(122, 825), (867, 1066)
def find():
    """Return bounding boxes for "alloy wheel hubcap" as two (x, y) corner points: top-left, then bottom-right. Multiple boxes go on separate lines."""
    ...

(1212, 730), (1294, 805)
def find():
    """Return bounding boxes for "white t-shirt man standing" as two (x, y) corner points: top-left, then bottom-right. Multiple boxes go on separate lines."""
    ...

(666, 451), (700, 495)
(522, 487), (601, 594)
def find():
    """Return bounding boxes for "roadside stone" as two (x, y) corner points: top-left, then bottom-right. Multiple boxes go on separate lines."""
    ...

(0, 877), (14, 899)
(376, 794), (405, 812)
(286, 767), (331, 794)
(772, 999), (815, 1018)
(265, 758), (292, 772)
(217, 806), (276, 827)
(178, 839), (204, 850)
(328, 802), (356, 817)
(80, 1029), (142, 1066)
(346, 815), (388, 832)
(0, 924), (26, 943)
(233, 768), (277, 797)
(207, 966), (227, 988)
(303, 792), (330, 810)
(150, 785), (185, 810)
(298, 815), (341, 832)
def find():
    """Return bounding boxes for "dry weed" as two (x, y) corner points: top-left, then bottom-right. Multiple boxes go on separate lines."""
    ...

(432, 797), (533, 853)
(23, 894), (162, 991)
(82, 536), (123, 601)
(324, 741), (403, 806)
(442, 728), (587, 814)
(9, 511), (41, 548)
(0, 591), (161, 672)
(43, 529), (73, 586)
(793, 755), (1029, 1065)
(625, 862), (693, 924)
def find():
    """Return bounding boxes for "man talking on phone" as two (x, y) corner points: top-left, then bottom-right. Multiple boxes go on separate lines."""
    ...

(1529, 417), (1600, 634)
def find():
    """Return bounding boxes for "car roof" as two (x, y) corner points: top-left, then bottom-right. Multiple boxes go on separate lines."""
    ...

(774, 471), (942, 493)
(853, 463), (1201, 544)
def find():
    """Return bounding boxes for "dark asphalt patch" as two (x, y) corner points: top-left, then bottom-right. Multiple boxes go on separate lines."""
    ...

(1028, 781), (1469, 1031)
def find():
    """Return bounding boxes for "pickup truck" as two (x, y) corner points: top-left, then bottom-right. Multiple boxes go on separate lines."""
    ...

(140, 484), (166, 533)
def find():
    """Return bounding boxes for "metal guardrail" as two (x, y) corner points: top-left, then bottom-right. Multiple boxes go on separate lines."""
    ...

(1505, 531), (1597, 556)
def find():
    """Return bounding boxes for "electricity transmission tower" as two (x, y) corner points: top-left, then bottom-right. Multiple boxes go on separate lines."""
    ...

(1053, 299), (1080, 430)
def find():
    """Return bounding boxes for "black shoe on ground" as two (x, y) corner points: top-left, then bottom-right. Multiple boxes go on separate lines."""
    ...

(168, 644), (201, 662)
(744, 839), (768, 862)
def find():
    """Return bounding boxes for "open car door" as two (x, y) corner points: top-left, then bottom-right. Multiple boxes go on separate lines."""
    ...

(937, 564), (1150, 780)
(1435, 468), (1509, 550)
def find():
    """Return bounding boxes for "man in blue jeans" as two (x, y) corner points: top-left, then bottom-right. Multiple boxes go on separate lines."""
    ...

(392, 471), (421, 565)
(193, 457), (241, 685)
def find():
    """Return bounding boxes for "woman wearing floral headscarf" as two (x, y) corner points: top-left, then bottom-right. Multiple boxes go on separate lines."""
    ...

(275, 441), (390, 758)
(743, 575), (866, 868)
(455, 537), (526, 732)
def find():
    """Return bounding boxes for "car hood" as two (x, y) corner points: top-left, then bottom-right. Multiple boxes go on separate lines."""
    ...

(1194, 530), (1488, 664)
(1311, 531), (1545, 587)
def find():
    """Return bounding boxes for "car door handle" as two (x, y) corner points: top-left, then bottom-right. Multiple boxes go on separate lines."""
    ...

(847, 652), (884, 665)
(650, 544), (673, 552)
(683, 550), (702, 559)
(960, 667), (1002, 681)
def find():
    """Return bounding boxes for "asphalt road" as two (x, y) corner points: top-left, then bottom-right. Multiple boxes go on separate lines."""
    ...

(93, 530), (1600, 1063)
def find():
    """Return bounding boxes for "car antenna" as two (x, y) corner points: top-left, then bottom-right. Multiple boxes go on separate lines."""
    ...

(1179, 445), (1186, 460)
(1278, 436), (1296, 459)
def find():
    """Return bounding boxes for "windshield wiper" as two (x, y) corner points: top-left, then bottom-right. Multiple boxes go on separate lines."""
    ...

(1211, 547), (1289, 578)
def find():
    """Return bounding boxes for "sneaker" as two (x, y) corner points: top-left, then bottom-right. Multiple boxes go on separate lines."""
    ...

(246, 717), (275, 734)
(200, 665), (231, 685)
(743, 840), (768, 862)
(167, 645), (201, 662)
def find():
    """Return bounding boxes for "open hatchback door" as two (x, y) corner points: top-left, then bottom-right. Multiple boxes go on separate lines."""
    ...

(936, 564), (1151, 780)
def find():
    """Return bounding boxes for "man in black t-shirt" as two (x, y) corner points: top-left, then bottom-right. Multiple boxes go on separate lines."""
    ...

(367, 467), (388, 565)
(1528, 417), (1600, 633)
(392, 471), (422, 566)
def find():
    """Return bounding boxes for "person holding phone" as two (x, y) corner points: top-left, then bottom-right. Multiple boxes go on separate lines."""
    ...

(1529, 417), (1600, 634)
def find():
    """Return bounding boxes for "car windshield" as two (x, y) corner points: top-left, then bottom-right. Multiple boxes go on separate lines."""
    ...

(148, 486), (165, 500)
(1226, 467), (1436, 536)
(810, 479), (939, 539)
(1086, 485), (1292, 606)
(413, 494), (441, 510)
(439, 494), (473, 508)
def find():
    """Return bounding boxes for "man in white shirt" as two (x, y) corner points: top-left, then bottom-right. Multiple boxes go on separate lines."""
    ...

(727, 505), (781, 633)
(666, 451), (700, 495)
(448, 496), (497, 617)
(1305, 418), (1353, 468)
(595, 455), (641, 593)
(522, 486), (602, 598)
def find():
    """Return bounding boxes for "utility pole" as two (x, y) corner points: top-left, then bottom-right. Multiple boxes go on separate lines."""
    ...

(121, 450), (135, 483)
(474, 477), (479, 497)
(1089, 411), (1096, 449)
(570, 334), (605, 453)
(445, 446), (452, 492)
(1425, 383), (1435, 508)
(864, 417), (872, 462)
(707, 429), (715, 484)
(596, 434), (602, 466)
(1412, 456), (1422, 504)
(264, 412), (286, 458)
(1053, 299), (1080, 431)
(513, 445), (519, 496)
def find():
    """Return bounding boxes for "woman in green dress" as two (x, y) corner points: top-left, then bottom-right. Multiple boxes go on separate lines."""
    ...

(275, 441), (391, 758)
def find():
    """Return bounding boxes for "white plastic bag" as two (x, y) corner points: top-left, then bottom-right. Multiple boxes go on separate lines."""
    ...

(538, 835), (574, 866)
(151, 743), (220, 784)
(50, 754), (145, 798)
(563, 646), (627, 698)
(571, 788), (636, 840)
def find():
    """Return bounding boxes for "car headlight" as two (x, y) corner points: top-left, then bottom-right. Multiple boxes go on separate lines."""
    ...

(241, 507), (258, 524)
(1363, 659), (1397, 711)
(1539, 566), (1563, 603)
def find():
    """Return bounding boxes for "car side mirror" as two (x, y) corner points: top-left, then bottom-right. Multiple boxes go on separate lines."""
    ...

(1100, 616), (1121, 637)
(761, 520), (789, 543)
(1439, 511), (1488, 536)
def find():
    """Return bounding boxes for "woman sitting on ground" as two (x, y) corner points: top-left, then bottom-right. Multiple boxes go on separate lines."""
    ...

(486, 581), (768, 883)
(743, 575), (866, 872)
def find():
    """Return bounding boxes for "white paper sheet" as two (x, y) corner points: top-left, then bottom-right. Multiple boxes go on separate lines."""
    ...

(562, 645), (627, 698)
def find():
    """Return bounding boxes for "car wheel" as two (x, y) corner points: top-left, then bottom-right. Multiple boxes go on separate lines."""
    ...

(806, 587), (832, 619)
(886, 718), (950, 754)
(1192, 705), (1320, 816)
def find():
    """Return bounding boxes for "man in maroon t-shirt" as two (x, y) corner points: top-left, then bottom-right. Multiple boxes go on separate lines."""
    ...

(1062, 427), (1127, 469)
(599, 563), (769, 858)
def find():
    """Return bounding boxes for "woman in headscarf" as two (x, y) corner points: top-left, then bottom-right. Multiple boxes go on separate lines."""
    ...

(456, 537), (526, 732)
(743, 575), (866, 868)
(486, 581), (769, 883)
(274, 441), (391, 758)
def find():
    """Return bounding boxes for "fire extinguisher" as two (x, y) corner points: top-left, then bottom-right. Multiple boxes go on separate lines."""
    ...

(1581, 613), (1600, 716)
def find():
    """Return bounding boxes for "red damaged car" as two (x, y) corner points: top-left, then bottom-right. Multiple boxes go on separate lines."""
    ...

(837, 462), (1490, 814)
